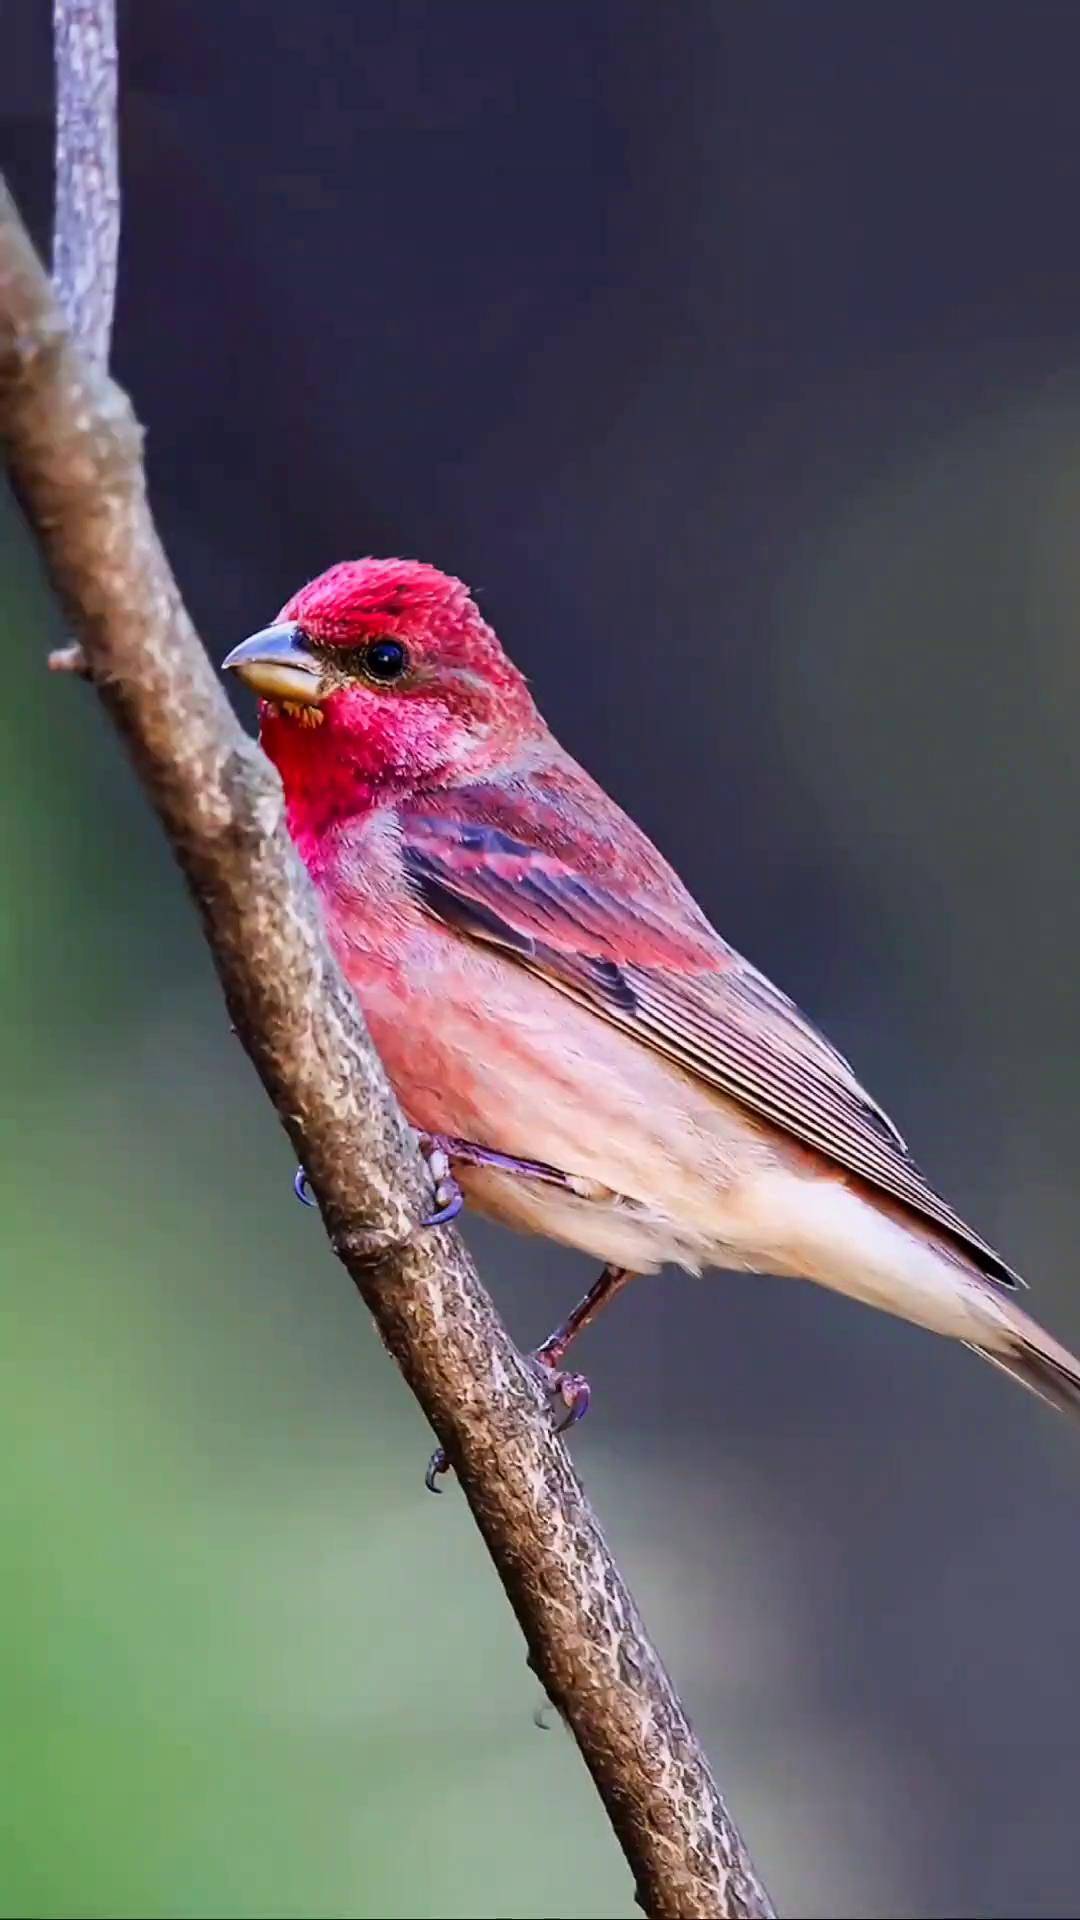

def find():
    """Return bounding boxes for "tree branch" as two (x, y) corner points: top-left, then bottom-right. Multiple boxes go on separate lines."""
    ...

(52, 0), (118, 369)
(0, 13), (776, 1916)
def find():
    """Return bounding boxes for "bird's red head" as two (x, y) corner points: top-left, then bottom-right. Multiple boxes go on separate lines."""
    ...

(223, 558), (537, 839)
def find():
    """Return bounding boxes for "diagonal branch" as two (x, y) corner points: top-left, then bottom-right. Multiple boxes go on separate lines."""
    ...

(0, 11), (777, 1917)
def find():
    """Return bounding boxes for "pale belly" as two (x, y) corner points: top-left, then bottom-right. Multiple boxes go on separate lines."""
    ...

(340, 917), (785, 1274)
(356, 939), (1010, 1349)
(317, 877), (1007, 1356)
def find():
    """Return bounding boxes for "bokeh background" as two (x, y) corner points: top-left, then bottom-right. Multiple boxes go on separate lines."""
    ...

(5, 4), (1080, 1915)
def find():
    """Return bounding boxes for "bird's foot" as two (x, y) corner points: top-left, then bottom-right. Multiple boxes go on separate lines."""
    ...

(301, 1131), (603, 1214)
(424, 1345), (592, 1493)
(292, 1133), (464, 1228)
(529, 1347), (593, 1432)
(415, 1137), (466, 1227)
(412, 1134), (610, 1200)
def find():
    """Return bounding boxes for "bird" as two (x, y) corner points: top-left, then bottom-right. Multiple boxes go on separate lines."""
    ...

(223, 554), (1080, 1433)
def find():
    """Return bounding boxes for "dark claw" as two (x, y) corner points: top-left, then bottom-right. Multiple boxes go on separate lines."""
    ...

(526, 1344), (591, 1436)
(551, 1369), (591, 1432)
(420, 1182), (463, 1228)
(532, 1357), (591, 1433)
(422, 1182), (464, 1228)
(425, 1446), (450, 1492)
(294, 1165), (316, 1206)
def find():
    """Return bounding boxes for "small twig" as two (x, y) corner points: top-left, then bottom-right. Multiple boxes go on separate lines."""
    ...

(52, 0), (119, 369)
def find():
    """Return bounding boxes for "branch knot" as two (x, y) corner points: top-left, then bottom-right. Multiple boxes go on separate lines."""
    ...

(330, 1217), (418, 1271)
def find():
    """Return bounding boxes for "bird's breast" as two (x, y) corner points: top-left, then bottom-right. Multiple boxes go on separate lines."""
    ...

(312, 835), (781, 1269)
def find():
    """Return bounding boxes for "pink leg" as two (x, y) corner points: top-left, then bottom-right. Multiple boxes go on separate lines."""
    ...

(425, 1261), (637, 1492)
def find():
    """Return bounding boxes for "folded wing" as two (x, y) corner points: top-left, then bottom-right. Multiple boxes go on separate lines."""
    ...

(399, 771), (1019, 1289)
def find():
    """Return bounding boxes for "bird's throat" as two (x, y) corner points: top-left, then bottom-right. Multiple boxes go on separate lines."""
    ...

(257, 699), (401, 856)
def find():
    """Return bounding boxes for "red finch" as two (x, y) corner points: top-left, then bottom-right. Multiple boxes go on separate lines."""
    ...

(224, 556), (1080, 1426)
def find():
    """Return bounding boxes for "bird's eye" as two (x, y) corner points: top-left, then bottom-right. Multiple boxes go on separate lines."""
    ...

(360, 638), (409, 684)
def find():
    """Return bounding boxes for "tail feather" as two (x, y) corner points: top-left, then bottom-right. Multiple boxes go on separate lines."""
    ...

(737, 1164), (1080, 1421)
(967, 1330), (1080, 1421)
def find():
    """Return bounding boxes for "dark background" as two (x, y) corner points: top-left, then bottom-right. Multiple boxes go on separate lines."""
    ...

(5, 4), (1080, 1915)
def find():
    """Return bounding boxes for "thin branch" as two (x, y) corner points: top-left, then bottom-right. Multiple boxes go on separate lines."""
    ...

(52, 0), (119, 369)
(0, 14), (777, 1915)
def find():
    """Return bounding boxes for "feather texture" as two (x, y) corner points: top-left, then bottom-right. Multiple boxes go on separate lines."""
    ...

(401, 776), (1020, 1290)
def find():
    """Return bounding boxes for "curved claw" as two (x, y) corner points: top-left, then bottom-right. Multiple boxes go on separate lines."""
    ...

(532, 1357), (592, 1433)
(425, 1446), (450, 1492)
(551, 1370), (591, 1432)
(423, 1184), (464, 1228)
(294, 1165), (316, 1207)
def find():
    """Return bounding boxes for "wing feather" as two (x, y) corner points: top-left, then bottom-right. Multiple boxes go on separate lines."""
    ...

(400, 787), (1019, 1289)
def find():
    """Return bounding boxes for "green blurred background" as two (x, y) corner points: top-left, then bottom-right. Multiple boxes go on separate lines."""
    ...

(5, 4), (1080, 1916)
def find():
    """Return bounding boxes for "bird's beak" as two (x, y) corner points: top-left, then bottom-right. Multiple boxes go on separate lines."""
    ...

(221, 622), (326, 706)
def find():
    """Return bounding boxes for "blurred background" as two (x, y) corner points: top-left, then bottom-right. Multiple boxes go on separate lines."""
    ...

(4, 3), (1080, 1914)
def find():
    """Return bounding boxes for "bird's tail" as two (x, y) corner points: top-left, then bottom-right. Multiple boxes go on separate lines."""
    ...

(967, 1313), (1080, 1421)
(737, 1164), (1080, 1420)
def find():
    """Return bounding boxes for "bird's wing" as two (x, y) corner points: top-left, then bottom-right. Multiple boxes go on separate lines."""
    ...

(398, 770), (1019, 1288)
